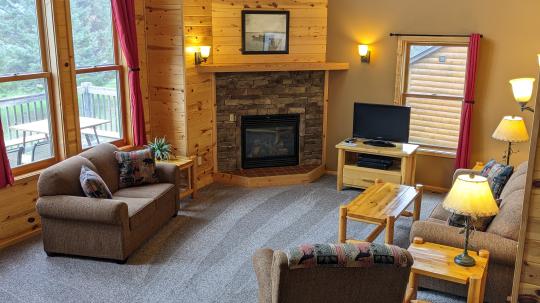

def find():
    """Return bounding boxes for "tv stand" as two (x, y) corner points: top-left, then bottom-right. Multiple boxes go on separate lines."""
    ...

(363, 139), (396, 148)
(335, 138), (419, 190)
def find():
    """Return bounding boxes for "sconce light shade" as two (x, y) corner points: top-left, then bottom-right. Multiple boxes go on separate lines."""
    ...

(358, 44), (370, 63)
(194, 46), (211, 65)
(510, 78), (535, 103)
(358, 45), (369, 56)
(200, 46), (211, 59)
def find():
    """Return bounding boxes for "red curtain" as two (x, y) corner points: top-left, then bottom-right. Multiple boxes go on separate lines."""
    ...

(111, 0), (147, 146)
(455, 33), (481, 169)
(0, 123), (14, 188)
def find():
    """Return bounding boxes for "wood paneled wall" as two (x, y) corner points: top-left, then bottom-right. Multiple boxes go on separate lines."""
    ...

(184, 0), (214, 188)
(513, 88), (540, 301)
(212, 0), (327, 64)
(146, 0), (187, 156)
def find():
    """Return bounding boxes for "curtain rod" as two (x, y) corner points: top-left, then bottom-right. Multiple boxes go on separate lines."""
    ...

(389, 33), (483, 38)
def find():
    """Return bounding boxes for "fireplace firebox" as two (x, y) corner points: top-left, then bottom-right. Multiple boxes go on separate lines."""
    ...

(241, 114), (300, 169)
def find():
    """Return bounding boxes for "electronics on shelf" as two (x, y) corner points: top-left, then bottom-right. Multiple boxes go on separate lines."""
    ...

(352, 102), (411, 148)
(357, 153), (394, 170)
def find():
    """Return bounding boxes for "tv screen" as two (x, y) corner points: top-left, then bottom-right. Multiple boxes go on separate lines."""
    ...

(353, 103), (411, 143)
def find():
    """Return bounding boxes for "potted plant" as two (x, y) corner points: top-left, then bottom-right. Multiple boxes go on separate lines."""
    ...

(147, 137), (173, 161)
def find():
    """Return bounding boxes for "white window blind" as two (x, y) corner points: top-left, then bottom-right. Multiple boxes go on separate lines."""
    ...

(401, 44), (468, 155)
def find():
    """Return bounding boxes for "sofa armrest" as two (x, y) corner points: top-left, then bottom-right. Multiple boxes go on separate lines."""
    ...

(37, 195), (129, 226)
(410, 221), (517, 266)
(155, 162), (180, 188)
(253, 248), (274, 303)
(453, 169), (482, 183)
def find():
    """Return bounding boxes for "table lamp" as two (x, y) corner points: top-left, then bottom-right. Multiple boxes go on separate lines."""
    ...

(492, 116), (529, 165)
(443, 174), (499, 267)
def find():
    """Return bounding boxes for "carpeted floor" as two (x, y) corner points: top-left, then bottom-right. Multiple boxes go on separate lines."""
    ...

(0, 175), (465, 303)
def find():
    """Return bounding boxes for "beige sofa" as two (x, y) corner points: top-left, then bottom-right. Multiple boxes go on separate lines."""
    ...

(410, 161), (526, 303)
(252, 247), (413, 303)
(36, 143), (180, 263)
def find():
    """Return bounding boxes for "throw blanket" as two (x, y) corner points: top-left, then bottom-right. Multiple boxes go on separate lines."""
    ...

(287, 243), (411, 270)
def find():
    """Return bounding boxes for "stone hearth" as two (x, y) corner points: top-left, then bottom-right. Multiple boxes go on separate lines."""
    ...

(216, 71), (325, 172)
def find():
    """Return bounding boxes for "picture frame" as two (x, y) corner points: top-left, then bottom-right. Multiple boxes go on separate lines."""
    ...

(241, 10), (290, 55)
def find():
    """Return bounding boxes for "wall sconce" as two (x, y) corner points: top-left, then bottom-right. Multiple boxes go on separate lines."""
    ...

(358, 44), (371, 63)
(193, 46), (211, 65)
(510, 78), (535, 112)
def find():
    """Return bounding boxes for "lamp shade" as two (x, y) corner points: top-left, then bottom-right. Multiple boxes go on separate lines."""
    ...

(358, 45), (369, 56)
(492, 116), (529, 143)
(443, 174), (499, 218)
(199, 46), (211, 58)
(510, 78), (535, 103)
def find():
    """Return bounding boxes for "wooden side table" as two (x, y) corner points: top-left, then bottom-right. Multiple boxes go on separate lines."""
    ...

(405, 237), (490, 303)
(158, 156), (197, 199)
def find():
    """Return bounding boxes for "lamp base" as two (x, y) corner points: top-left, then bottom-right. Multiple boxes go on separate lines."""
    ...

(454, 252), (476, 267)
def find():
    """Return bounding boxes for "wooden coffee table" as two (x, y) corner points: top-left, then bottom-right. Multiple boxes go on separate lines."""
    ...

(338, 180), (423, 244)
(405, 237), (490, 303)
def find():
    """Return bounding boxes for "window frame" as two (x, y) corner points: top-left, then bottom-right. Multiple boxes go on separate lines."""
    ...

(0, 0), (59, 176)
(394, 36), (469, 158)
(67, 2), (128, 150)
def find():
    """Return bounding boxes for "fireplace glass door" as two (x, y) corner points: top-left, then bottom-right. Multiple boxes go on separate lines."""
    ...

(241, 114), (299, 169)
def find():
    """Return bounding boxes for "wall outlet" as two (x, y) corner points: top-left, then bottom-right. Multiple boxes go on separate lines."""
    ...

(229, 113), (236, 122)
(197, 156), (203, 166)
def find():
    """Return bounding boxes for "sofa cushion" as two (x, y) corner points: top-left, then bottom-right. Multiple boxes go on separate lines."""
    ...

(114, 183), (174, 199)
(486, 189), (524, 241)
(499, 162), (528, 201)
(38, 156), (97, 197)
(80, 143), (120, 192)
(112, 195), (155, 230)
(481, 160), (514, 198)
(429, 203), (451, 222)
(80, 165), (112, 199)
(114, 149), (159, 189)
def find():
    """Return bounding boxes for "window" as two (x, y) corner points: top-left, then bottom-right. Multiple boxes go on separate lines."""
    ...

(395, 37), (469, 157)
(0, 0), (56, 171)
(70, 0), (124, 148)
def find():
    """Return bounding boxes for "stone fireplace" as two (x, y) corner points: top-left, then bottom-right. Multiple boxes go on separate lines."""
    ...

(216, 71), (324, 172)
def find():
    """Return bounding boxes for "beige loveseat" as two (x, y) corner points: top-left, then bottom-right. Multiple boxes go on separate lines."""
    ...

(410, 161), (526, 303)
(36, 143), (180, 263)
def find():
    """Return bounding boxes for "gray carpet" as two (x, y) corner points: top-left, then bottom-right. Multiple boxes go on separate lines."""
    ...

(0, 175), (465, 303)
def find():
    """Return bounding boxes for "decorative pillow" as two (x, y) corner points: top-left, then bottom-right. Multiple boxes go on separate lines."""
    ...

(114, 149), (159, 189)
(447, 198), (502, 231)
(481, 159), (514, 199)
(80, 165), (112, 199)
(287, 243), (411, 270)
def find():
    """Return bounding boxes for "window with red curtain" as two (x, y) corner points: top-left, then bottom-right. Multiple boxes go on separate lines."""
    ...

(0, 0), (57, 185)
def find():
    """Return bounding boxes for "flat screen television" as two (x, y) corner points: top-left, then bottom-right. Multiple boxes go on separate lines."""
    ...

(353, 103), (411, 144)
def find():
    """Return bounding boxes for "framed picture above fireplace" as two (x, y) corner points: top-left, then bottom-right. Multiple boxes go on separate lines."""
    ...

(242, 10), (290, 54)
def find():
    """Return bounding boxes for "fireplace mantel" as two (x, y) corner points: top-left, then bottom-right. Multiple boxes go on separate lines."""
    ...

(196, 62), (349, 73)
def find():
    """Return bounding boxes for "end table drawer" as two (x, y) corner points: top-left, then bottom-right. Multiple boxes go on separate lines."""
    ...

(343, 165), (402, 188)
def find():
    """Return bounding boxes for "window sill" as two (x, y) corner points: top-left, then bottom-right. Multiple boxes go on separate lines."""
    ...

(13, 169), (43, 184)
(417, 148), (456, 159)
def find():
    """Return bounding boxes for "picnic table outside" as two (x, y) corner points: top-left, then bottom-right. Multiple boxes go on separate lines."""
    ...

(8, 117), (110, 148)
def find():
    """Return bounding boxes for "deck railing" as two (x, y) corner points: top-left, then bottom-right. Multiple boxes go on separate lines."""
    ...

(0, 83), (121, 148)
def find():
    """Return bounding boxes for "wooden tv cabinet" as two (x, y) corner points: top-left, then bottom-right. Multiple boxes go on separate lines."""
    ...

(335, 139), (419, 191)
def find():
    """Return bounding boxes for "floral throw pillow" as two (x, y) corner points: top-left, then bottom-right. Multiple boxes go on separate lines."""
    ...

(114, 149), (159, 189)
(80, 165), (112, 199)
